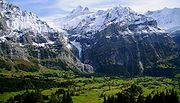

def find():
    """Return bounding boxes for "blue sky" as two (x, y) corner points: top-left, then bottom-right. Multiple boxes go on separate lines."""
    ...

(7, 0), (180, 18)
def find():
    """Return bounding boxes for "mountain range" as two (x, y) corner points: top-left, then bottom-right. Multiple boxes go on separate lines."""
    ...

(0, 1), (93, 73)
(0, 0), (180, 76)
(146, 7), (180, 49)
(54, 6), (179, 76)
(145, 7), (180, 33)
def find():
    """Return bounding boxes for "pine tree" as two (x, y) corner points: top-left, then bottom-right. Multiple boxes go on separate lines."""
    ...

(129, 93), (135, 103)
(137, 95), (144, 103)
(62, 92), (66, 103)
(103, 95), (107, 103)
(66, 92), (73, 103)
(145, 94), (152, 103)
(170, 89), (179, 103)
(116, 93), (123, 103)
(6, 97), (15, 103)
(49, 93), (61, 103)
(159, 92), (166, 103)
(35, 89), (44, 103)
(62, 91), (73, 103)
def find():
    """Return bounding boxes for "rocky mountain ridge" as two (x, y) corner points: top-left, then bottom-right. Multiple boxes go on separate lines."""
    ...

(55, 6), (178, 76)
(145, 7), (180, 32)
(0, 1), (179, 76)
(0, 1), (93, 73)
(145, 7), (180, 49)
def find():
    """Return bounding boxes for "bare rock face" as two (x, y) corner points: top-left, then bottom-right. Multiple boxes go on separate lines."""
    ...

(0, 1), (94, 73)
(57, 6), (178, 76)
(82, 23), (176, 76)
(145, 8), (180, 51)
(0, 2), (178, 76)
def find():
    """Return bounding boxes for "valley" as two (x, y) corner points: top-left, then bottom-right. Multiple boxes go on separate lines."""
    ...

(0, 0), (180, 103)
(0, 68), (180, 102)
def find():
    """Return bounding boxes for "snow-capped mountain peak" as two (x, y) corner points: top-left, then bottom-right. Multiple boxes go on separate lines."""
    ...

(83, 7), (90, 12)
(54, 6), (92, 29)
(67, 5), (91, 19)
(71, 5), (83, 13)
(145, 7), (180, 31)
(57, 5), (161, 36)
(53, 5), (166, 59)
(71, 6), (90, 14)
(0, 1), (55, 34)
(0, 1), (71, 48)
(0, 0), (5, 3)
(52, 5), (177, 75)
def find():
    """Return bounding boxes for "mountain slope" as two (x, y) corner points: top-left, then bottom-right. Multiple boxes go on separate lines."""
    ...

(0, 1), (93, 73)
(146, 8), (180, 49)
(55, 6), (178, 76)
(145, 8), (180, 31)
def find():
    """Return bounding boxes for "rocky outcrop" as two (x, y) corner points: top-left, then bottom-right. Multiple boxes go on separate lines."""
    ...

(82, 23), (176, 76)
(0, 1), (93, 73)
(57, 6), (178, 76)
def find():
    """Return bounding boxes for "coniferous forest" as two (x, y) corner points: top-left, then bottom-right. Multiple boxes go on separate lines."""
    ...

(6, 89), (73, 103)
(104, 85), (179, 103)
(5, 84), (179, 103)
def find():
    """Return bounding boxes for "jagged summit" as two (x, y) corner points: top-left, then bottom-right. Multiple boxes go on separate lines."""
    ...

(0, 1), (94, 73)
(0, 0), (5, 3)
(0, 1), (55, 34)
(57, 5), (162, 37)
(70, 5), (83, 14)
(146, 7), (180, 31)
(146, 7), (180, 50)
(70, 6), (90, 14)
(67, 5), (91, 19)
(0, 1), (178, 75)
(52, 5), (177, 75)
(71, 5), (90, 13)
(83, 7), (89, 12)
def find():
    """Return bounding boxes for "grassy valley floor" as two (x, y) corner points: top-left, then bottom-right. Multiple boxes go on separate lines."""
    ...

(0, 68), (180, 103)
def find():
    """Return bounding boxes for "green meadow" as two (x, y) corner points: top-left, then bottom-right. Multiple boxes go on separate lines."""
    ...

(0, 69), (179, 103)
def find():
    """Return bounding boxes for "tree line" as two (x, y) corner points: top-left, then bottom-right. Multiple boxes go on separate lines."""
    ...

(6, 89), (73, 103)
(104, 85), (179, 103)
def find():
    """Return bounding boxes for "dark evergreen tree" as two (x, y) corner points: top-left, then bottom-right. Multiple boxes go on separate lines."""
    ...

(170, 89), (179, 103)
(104, 89), (179, 103)
(137, 95), (144, 103)
(49, 93), (61, 103)
(23, 90), (44, 103)
(104, 95), (107, 103)
(129, 93), (135, 103)
(66, 92), (73, 103)
(14, 94), (22, 103)
(62, 91), (73, 103)
(116, 93), (123, 103)
(6, 97), (15, 103)
(62, 92), (66, 103)
(145, 94), (152, 103)
(159, 92), (166, 103)
(34, 89), (44, 103)
(151, 93), (159, 103)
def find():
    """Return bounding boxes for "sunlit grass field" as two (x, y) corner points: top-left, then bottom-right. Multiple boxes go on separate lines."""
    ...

(0, 75), (179, 103)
